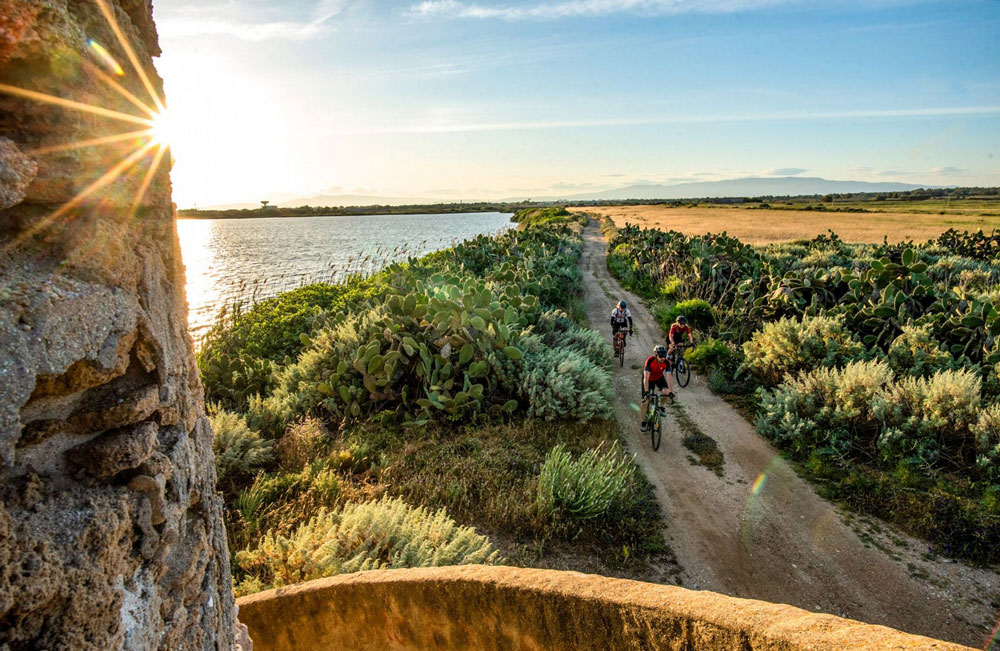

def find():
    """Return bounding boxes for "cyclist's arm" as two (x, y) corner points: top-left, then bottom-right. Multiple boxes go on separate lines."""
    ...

(687, 330), (694, 344)
(627, 315), (633, 331)
(643, 359), (652, 392)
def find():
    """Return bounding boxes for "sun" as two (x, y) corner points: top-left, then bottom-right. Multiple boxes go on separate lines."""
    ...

(0, 0), (176, 247)
(150, 110), (175, 148)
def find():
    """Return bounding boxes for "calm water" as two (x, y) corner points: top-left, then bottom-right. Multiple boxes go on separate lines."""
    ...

(176, 212), (513, 339)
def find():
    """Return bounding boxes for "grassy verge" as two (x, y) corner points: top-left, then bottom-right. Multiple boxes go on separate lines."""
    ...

(226, 416), (669, 595)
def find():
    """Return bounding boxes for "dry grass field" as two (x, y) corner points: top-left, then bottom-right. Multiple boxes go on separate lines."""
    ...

(577, 204), (1000, 244)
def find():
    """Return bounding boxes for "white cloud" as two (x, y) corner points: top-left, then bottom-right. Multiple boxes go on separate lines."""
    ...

(409, 0), (797, 19)
(158, 0), (348, 40)
(930, 166), (966, 175)
(767, 167), (807, 176)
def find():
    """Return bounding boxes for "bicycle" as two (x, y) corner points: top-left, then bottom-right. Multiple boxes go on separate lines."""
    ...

(643, 389), (668, 451)
(670, 342), (692, 388)
(612, 329), (630, 367)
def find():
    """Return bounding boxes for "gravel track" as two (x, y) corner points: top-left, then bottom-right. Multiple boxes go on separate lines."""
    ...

(580, 220), (999, 648)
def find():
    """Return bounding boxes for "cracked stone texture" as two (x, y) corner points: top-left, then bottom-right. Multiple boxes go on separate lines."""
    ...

(238, 566), (977, 651)
(0, 1), (236, 648)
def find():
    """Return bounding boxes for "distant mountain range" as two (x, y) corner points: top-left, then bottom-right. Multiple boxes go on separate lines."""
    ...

(192, 177), (940, 210)
(528, 177), (938, 202)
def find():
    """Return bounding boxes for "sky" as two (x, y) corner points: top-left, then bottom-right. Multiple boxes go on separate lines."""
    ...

(151, 0), (1000, 207)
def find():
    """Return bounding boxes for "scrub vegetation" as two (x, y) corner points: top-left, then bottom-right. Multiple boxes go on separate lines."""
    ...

(605, 217), (1000, 564)
(199, 211), (666, 594)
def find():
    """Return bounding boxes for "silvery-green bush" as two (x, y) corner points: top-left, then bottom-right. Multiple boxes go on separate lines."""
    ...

(210, 409), (274, 489)
(873, 368), (981, 469)
(759, 361), (988, 474)
(537, 442), (634, 520)
(743, 314), (865, 386)
(756, 360), (892, 456)
(886, 324), (958, 378)
(519, 346), (614, 422)
(558, 327), (613, 369)
(236, 495), (501, 589)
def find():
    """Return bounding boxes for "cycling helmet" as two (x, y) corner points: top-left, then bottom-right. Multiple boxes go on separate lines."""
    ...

(676, 315), (687, 325)
(654, 344), (667, 357)
(618, 300), (627, 309)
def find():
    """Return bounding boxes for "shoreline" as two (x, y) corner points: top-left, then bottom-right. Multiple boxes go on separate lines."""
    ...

(177, 206), (526, 220)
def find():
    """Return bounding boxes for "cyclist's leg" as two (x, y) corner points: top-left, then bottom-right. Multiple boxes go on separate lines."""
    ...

(640, 375), (650, 418)
(656, 377), (670, 408)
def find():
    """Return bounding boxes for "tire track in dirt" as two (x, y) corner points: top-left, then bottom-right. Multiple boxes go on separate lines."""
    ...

(579, 220), (999, 648)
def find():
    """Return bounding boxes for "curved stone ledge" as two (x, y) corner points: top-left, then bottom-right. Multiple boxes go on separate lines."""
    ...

(237, 565), (971, 650)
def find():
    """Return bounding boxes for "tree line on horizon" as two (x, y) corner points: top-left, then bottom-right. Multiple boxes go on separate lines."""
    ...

(175, 187), (999, 219)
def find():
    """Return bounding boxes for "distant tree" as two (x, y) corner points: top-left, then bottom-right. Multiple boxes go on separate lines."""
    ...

(821, 194), (834, 203)
(261, 200), (270, 209)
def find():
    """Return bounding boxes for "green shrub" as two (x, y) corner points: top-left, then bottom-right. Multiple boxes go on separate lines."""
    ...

(656, 299), (714, 332)
(760, 361), (986, 475)
(797, 249), (847, 269)
(756, 360), (892, 456)
(537, 442), (634, 520)
(561, 325), (612, 367)
(518, 346), (614, 422)
(210, 409), (274, 490)
(607, 245), (658, 299)
(276, 416), (330, 470)
(886, 324), (957, 378)
(512, 206), (571, 227)
(660, 276), (683, 299)
(236, 496), (501, 590)
(530, 323), (612, 370)
(258, 271), (541, 433)
(685, 338), (737, 373)
(873, 369), (982, 471)
(972, 403), (1000, 482)
(743, 314), (865, 386)
(198, 279), (384, 409)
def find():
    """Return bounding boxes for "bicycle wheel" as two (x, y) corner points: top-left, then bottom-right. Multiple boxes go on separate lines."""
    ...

(619, 336), (625, 366)
(650, 407), (662, 451)
(676, 357), (690, 387)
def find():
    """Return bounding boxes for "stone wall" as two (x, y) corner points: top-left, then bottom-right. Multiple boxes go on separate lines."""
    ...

(238, 566), (974, 651)
(0, 1), (235, 648)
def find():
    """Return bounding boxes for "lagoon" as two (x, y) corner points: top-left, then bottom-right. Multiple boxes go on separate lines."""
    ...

(177, 212), (513, 339)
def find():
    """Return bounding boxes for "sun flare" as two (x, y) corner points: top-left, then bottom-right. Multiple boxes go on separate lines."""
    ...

(150, 110), (175, 148)
(0, 0), (174, 253)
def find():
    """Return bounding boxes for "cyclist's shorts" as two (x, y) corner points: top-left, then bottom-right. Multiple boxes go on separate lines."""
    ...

(643, 375), (669, 394)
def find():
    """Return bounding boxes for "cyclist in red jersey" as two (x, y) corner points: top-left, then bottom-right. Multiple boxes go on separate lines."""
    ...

(641, 345), (674, 431)
(668, 315), (694, 356)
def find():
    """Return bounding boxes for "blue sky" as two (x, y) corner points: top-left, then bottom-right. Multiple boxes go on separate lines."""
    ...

(152, 0), (1000, 206)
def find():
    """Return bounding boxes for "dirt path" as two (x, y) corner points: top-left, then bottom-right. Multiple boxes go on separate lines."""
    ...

(579, 221), (999, 648)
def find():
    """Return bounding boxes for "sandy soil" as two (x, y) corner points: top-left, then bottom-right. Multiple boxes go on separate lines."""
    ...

(578, 204), (1000, 244)
(579, 220), (1000, 648)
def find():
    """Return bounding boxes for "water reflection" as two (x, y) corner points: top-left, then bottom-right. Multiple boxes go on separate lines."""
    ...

(175, 212), (513, 341)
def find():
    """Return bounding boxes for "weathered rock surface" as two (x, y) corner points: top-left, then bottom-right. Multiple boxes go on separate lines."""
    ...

(238, 565), (977, 651)
(0, 1), (236, 648)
